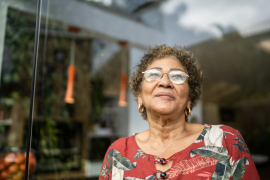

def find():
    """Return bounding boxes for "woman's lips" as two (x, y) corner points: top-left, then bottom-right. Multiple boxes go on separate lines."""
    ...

(155, 92), (175, 99)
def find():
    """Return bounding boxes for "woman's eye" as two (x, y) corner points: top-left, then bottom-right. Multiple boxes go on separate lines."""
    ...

(172, 74), (183, 79)
(149, 73), (160, 77)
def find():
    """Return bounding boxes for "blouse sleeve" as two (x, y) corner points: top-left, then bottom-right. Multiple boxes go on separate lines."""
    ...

(229, 129), (260, 180)
(99, 145), (114, 180)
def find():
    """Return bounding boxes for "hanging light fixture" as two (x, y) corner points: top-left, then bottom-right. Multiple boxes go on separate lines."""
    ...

(118, 73), (127, 106)
(118, 41), (128, 107)
(64, 26), (80, 104)
(64, 62), (75, 104)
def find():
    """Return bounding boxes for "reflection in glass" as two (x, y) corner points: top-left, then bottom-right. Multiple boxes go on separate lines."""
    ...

(0, 2), (37, 179)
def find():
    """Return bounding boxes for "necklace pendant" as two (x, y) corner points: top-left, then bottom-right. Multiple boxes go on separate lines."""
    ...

(154, 157), (167, 165)
(160, 158), (166, 165)
(160, 172), (167, 179)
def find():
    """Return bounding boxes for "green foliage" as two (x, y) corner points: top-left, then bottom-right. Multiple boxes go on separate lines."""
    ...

(0, 125), (5, 134)
(90, 77), (105, 123)
(190, 146), (229, 164)
(191, 146), (249, 179)
(132, 149), (146, 160)
(100, 149), (113, 177)
(112, 149), (137, 171)
(231, 158), (248, 180)
(224, 132), (229, 139)
(191, 147), (230, 179)
(1, 8), (35, 104)
(123, 174), (157, 180)
(195, 129), (207, 143)
(40, 119), (59, 152)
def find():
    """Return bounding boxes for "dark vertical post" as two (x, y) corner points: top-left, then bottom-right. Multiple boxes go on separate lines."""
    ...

(24, 0), (42, 180)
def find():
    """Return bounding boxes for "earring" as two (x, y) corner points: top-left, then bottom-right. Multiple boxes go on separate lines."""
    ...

(185, 108), (191, 117)
(138, 104), (144, 113)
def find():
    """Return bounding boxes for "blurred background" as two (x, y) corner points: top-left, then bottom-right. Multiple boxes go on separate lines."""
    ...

(0, 0), (270, 179)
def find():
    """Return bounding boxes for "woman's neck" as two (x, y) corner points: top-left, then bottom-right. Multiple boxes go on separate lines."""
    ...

(147, 112), (186, 144)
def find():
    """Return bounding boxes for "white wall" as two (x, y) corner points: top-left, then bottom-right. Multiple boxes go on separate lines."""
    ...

(189, 100), (203, 124)
(128, 47), (149, 136)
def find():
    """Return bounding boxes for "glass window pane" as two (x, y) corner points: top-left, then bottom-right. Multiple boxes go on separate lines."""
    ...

(0, 1), (37, 180)
(2, 0), (270, 179)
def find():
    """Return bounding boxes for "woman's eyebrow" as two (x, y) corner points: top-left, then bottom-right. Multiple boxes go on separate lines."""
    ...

(150, 67), (184, 72)
(150, 67), (162, 70)
(170, 68), (184, 71)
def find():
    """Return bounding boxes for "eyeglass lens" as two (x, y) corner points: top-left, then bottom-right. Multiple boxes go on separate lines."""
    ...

(143, 69), (188, 84)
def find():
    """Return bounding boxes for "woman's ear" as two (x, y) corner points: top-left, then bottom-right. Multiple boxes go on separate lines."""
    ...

(187, 100), (191, 109)
(137, 93), (142, 105)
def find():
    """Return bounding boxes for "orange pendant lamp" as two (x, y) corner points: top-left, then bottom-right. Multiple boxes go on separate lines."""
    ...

(118, 73), (127, 106)
(65, 27), (80, 104)
(64, 64), (76, 104)
(118, 41), (128, 107)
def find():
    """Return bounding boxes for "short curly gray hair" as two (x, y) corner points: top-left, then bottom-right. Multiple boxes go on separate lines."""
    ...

(129, 44), (203, 121)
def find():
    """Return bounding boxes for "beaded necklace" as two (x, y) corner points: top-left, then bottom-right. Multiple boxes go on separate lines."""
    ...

(149, 128), (185, 159)
(149, 127), (185, 179)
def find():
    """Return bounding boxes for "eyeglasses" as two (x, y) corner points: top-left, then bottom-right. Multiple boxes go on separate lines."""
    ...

(142, 69), (189, 84)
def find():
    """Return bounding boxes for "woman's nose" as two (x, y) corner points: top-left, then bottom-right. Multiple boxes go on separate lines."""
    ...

(158, 74), (173, 88)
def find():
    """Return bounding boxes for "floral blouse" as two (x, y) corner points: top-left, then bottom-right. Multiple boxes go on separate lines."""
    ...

(99, 124), (260, 180)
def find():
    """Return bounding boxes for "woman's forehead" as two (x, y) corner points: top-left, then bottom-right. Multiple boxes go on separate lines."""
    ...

(147, 57), (185, 71)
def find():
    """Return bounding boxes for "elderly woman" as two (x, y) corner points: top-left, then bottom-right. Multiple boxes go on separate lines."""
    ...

(99, 45), (260, 180)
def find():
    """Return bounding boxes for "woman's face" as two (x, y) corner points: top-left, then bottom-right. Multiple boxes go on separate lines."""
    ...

(138, 57), (191, 117)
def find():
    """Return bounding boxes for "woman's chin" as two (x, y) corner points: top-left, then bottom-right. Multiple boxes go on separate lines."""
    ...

(151, 106), (178, 116)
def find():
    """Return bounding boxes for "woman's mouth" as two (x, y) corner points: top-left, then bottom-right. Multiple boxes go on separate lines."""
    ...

(155, 92), (175, 100)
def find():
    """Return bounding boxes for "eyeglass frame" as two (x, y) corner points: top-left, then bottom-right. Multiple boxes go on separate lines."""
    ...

(142, 69), (189, 85)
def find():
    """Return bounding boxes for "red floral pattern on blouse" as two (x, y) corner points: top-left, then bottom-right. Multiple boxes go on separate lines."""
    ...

(99, 124), (260, 180)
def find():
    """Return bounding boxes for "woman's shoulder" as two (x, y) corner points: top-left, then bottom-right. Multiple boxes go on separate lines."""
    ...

(108, 135), (137, 152)
(206, 124), (242, 136)
(199, 124), (245, 148)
